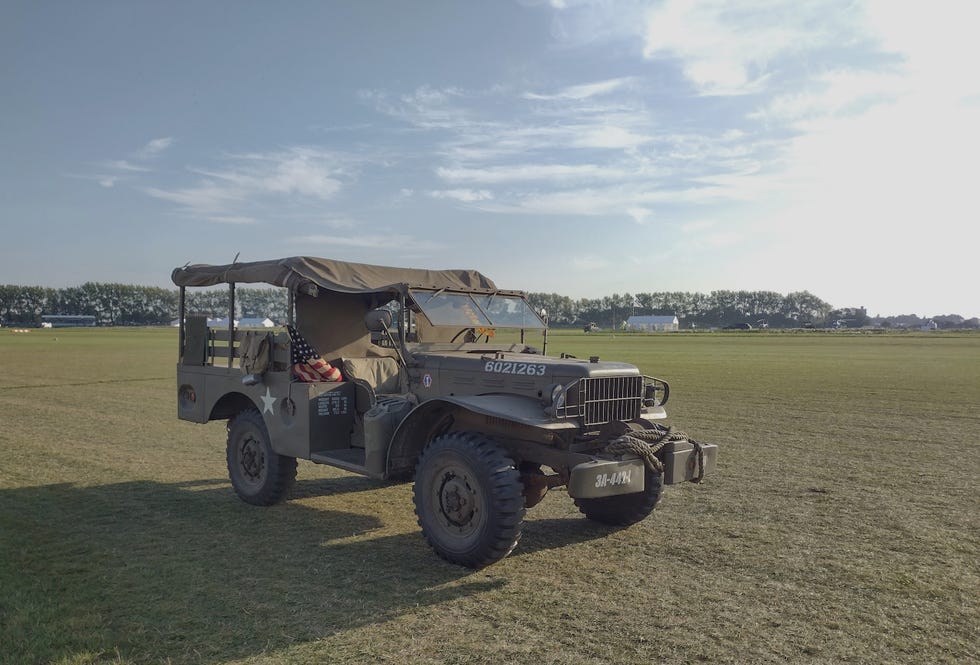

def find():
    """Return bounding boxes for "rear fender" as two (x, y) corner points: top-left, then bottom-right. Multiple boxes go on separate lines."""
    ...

(210, 392), (258, 422)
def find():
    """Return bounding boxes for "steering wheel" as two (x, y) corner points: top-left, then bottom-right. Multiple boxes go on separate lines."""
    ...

(450, 328), (485, 343)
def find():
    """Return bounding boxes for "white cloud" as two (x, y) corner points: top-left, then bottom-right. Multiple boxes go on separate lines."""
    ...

(205, 215), (258, 225)
(751, 69), (907, 124)
(571, 125), (652, 149)
(351, 1), (977, 315)
(80, 139), (175, 189)
(360, 85), (477, 131)
(428, 189), (494, 202)
(524, 77), (634, 101)
(262, 155), (343, 199)
(144, 182), (244, 211)
(139, 137), (174, 158)
(363, 74), (788, 229)
(642, 0), (855, 95)
(64, 172), (123, 187)
(717, 0), (980, 314)
(102, 160), (151, 172)
(440, 122), (620, 161)
(366, 79), (764, 220)
(865, 0), (980, 100)
(199, 148), (344, 199)
(369, 82), (658, 160)
(626, 207), (651, 224)
(436, 163), (635, 184)
(144, 147), (349, 221)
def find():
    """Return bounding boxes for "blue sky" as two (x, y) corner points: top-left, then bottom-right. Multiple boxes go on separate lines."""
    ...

(2, 1), (977, 317)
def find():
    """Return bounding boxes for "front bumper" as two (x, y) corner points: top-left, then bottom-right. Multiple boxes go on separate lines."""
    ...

(567, 458), (647, 499)
(566, 440), (718, 499)
(659, 439), (718, 484)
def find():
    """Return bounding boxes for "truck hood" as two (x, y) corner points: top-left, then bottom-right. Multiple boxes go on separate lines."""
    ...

(406, 349), (641, 405)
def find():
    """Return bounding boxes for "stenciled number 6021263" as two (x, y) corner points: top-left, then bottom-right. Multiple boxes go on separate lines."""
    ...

(484, 361), (546, 376)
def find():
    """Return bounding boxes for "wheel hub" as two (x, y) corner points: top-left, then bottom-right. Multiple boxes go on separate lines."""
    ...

(240, 436), (265, 482)
(439, 473), (476, 528)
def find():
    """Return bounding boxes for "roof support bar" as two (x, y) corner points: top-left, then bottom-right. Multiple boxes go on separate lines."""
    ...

(228, 282), (235, 369)
(178, 286), (186, 362)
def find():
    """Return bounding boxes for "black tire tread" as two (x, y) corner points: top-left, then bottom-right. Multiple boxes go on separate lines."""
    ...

(226, 408), (297, 506)
(413, 431), (525, 568)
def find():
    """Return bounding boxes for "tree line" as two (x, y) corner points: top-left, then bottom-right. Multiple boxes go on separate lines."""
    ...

(525, 290), (836, 329)
(1, 283), (976, 329)
(0, 283), (287, 327)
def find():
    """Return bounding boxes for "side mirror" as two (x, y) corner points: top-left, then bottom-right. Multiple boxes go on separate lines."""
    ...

(364, 309), (393, 332)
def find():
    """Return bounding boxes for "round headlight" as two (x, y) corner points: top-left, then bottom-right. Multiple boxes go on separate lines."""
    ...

(550, 383), (565, 408)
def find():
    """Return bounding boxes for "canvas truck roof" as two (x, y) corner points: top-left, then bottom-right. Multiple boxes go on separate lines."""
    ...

(171, 256), (498, 296)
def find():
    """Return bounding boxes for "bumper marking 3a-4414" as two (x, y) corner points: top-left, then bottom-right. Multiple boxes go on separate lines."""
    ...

(567, 459), (646, 499)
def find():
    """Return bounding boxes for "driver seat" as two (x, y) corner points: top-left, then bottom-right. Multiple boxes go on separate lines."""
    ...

(342, 356), (403, 394)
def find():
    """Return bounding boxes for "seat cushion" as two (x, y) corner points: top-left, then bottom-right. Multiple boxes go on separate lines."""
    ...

(342, 357), (402, 394)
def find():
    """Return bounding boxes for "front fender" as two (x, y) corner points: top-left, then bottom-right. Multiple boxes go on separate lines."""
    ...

(384, 395), (575, 479)
(430, 394), (578, 431)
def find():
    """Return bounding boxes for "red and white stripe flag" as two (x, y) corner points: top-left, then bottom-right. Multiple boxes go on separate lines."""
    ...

(287, 325), (342, 383)
(307, 357), (342, 382)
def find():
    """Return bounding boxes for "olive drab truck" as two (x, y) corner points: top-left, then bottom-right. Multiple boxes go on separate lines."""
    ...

(172, 256), (717, 568)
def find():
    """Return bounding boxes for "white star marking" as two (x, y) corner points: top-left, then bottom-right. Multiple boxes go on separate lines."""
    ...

(260, 387), (276, 415)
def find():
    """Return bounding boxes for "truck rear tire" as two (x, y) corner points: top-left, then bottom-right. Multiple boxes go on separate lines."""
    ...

(413, 432), (525, 568)
(226, 408), (297, 506)
(574, 468), (663, 526)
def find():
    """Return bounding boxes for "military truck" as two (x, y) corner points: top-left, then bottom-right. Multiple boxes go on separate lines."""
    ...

(172, 257), (716, 568)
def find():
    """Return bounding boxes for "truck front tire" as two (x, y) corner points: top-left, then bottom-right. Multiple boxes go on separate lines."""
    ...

(413, 432), (526, 568)
(226, 408), (297, 506)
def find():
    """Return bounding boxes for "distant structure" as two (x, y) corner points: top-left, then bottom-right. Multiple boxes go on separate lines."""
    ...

(41, 314), (96, 328)
(204, 317), (275, 328)
(237, 317), (276, 328)
(625, 315), (679, 332)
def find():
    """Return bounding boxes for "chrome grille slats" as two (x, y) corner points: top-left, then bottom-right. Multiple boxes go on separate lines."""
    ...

(556, 376), (643, 426)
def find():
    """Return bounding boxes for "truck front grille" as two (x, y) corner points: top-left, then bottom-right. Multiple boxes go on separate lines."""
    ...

(556, 376), (643, 426)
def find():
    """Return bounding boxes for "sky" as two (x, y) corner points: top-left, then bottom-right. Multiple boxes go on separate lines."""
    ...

(1, 0), (978, 317)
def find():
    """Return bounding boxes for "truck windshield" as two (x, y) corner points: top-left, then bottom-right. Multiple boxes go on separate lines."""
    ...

(475, 294), (546, 329)
(411, 290), (546, 329)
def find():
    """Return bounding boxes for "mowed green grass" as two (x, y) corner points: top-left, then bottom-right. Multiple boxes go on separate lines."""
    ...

(1, 327), (977, 664)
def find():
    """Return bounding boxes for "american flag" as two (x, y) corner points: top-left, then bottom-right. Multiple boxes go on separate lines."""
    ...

(287, 325), (341, 382)
(287, 325), (319, 364)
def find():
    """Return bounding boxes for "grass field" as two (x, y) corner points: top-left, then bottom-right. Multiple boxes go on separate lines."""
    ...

(1, 327), (977, 664)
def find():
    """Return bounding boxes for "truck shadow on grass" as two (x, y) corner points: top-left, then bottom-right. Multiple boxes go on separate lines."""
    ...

(0, 478), (611, 664)
(288, 474), (394, 499)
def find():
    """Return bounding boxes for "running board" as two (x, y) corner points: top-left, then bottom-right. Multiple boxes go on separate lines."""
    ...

(309, 448), (371, 476)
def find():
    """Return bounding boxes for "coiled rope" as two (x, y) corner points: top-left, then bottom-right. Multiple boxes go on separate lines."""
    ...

(605, 423), (705, 483)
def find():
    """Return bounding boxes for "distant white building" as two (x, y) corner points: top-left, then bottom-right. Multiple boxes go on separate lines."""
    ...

(206, 317), (276, 328)
(172, 317), (276, 328)
(238, 317), (276, 328)
(625, 315), (679, 332)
